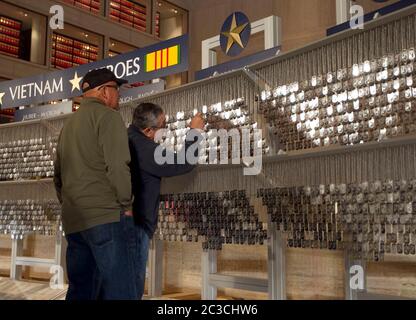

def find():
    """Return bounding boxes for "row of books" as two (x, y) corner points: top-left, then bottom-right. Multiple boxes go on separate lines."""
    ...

(63, 0), (101, 14)
(0, 16), (21, 58)
(51, 34), (98, 69)
(109, 0), (147, 32)
(63, 0), (161, 37)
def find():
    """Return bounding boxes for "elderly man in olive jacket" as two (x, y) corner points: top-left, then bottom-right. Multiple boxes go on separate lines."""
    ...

(54, 68), (137, 300)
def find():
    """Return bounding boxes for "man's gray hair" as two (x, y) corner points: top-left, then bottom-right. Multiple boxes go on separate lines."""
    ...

(132, 103), (164, 130)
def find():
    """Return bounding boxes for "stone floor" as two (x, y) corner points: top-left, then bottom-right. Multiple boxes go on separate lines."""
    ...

(0, 278), (240, 300)
(0, 278), (199, 300)
(0, 277), (67, 300)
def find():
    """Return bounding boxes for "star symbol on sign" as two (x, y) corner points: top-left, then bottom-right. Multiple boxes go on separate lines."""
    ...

(69, 72), (83, 92)
(0, 92), (5, 106)
(221, 13), (249, 54)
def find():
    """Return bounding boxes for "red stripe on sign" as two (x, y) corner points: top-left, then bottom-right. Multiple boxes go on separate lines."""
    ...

(155, 50), (157, 70)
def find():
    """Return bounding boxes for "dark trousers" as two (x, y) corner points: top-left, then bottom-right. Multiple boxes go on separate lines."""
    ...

(133, 224), (150, 300)
(65, 214), (138, 300)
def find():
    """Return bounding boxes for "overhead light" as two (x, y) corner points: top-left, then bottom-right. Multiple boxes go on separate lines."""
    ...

(158, 2), (162, 6)
(111, 42), (115, 46)
(24, 13), (28, 17)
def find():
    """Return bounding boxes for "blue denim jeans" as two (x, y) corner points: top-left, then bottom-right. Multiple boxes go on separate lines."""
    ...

(65, 214), (138, 300)
(133, 224), (150, 300)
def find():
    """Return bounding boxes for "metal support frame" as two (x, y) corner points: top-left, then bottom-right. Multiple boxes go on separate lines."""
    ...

(201, 249), (218, 300)
(148, 238), (164, 297)
(10, 238), (23, 280)
(10, 225), (65, 281)
(147, 239), (275, 300)
(268, 224), (286, 300)
(344, 251), (367, 300)
(242, 66), (284, 155)
(200, 234), (286, 300)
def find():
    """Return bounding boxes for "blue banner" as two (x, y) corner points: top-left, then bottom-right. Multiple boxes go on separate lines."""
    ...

(327, 0), (415, 36)
(0, 35), (188, 109)
(195, 46), (280, 81)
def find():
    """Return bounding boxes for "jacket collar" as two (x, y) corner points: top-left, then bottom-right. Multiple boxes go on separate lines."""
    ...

(129, 124), (158, 144)
(129, 124), (147, 137)
(80, 97), (106, 107)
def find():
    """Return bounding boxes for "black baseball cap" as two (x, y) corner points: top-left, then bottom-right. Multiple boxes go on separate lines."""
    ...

(81, 68), (128, 92)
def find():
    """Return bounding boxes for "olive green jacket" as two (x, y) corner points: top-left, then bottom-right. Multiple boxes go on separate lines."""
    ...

(54, 98), (132, 234)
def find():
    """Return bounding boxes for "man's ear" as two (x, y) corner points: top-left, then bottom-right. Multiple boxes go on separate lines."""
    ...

(142, 128), (152, 137)
(100, 86), (108, 100)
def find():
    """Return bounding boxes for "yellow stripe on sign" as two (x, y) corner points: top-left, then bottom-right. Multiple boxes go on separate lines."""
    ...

(168, 45), (179, 67)
(146, 52), (156, 72)
(156, 50), (162, 70)
(145, 44), (180, 72)
(162, 48), (168, 68)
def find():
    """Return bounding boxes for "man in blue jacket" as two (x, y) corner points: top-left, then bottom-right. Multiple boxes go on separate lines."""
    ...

(128, 102), (205, 299)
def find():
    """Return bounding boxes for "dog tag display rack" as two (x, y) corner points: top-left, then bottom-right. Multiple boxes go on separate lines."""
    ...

(0, 118), (65, 280)
(0, 5), (415, 299)
(121, 5), (416, 300)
